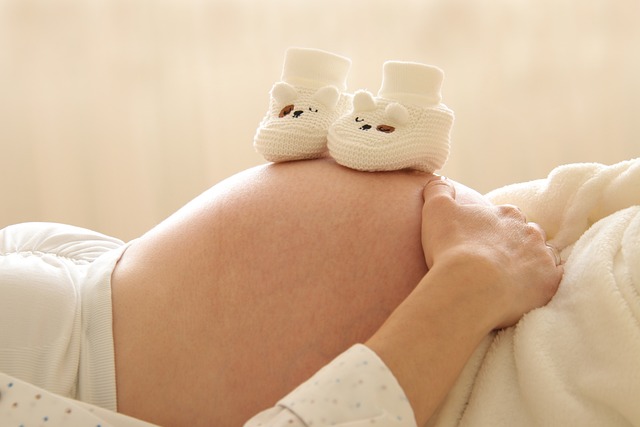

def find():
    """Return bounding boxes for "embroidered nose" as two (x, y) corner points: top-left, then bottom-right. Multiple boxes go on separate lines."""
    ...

(359, 124), (372, 131)
(293, 110), (304, 118)
(376, 125), (395, 133)
(278, 104), (294, 118)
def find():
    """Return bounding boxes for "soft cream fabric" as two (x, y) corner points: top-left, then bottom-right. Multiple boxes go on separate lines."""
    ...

(0, 222), (126, 410)
(427, 158), (640, 427)
(1, 0), (639, 240)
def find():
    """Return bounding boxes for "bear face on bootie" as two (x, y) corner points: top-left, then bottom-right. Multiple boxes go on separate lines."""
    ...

(328, 61), (454, 173)
(254, 81), (351, 162)
(253, 47), (352, 162)
(327, 89), (454, 173)
(253, 50), (454, 173)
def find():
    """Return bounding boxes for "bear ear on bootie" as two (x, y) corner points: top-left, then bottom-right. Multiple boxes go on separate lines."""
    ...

(384, 103), (410, 126)
(271, 82), (298, 107)
(352, 91), (410, 125)
(253, 47), (352, 163)
(253, 49), (455, 173)
(327, 61), (454, 173)
(271, 83), (341, 119)
(313, 86), (341, 109)
(352, 90), (377, 112)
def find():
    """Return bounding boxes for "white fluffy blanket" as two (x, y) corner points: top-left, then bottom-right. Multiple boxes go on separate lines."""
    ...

(427, 158), (640, 427)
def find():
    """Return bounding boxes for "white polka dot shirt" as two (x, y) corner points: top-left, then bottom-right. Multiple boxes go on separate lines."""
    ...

(245, 344), (416, 427)
(0, 344), (416, 426)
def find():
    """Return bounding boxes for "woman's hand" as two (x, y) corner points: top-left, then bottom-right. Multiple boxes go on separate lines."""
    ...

(421, 177), (563, 329)
(366, 177), (563, 426)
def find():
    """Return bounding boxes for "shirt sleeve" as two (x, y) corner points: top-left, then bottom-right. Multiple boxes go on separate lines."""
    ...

(0, 372), (158, 427)
(244, 344), (417, 427)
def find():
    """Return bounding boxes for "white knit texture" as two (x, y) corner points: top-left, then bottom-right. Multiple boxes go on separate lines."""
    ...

(281, 47), (351, 91)
(327, 60), (454, 173)
(378, 61), (444, 107)
(254, 86), (352, 162)
(254, 47), (352, 162)
(327, 95), (454, 173)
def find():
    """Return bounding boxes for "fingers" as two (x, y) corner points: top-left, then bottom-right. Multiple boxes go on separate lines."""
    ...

(545, 242), (562, 266)
(422, 176), (456, 202)
(498, 204), (528, 223)
(421, 177), (563, 272)
(527, 221), (547, 241)
(421, 177), (457, 269)
(419, 178), (564, 328)
(497, 206), (556, 261)
(509, 211), (561, 267)
(529, 223), (563, 266)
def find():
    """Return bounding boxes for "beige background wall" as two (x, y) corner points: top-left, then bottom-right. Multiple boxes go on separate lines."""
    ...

(1, 0), (639, 241)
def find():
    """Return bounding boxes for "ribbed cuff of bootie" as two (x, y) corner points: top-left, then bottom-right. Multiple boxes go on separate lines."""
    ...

(327, 60), (454, 173)
(254, 48), (352, 162)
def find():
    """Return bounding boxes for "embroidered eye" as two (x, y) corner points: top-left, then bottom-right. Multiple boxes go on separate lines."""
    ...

(355, 117), (365, 123)
(308, 107), (318, 113)
(279, 104), (294, 118)
(376, 124), (395, 133)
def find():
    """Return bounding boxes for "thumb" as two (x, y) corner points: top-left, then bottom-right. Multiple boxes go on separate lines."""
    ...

(422, 176), (456, 203)
(422, 177), (457, 270)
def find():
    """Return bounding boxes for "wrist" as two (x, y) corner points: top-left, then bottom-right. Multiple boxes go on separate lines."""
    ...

(366, 260), (498, 425)
(428, 250), (511, 330)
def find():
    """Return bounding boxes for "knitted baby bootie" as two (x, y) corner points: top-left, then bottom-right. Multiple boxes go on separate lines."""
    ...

(327, 61), (454, 173)
(254, 47), (352, 162)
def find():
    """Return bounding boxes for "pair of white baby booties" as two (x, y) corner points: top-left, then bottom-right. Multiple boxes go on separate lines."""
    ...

(253, 47), (454, 173)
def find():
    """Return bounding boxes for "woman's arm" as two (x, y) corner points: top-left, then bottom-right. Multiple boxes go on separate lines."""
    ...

(367, 178), (562, 425)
